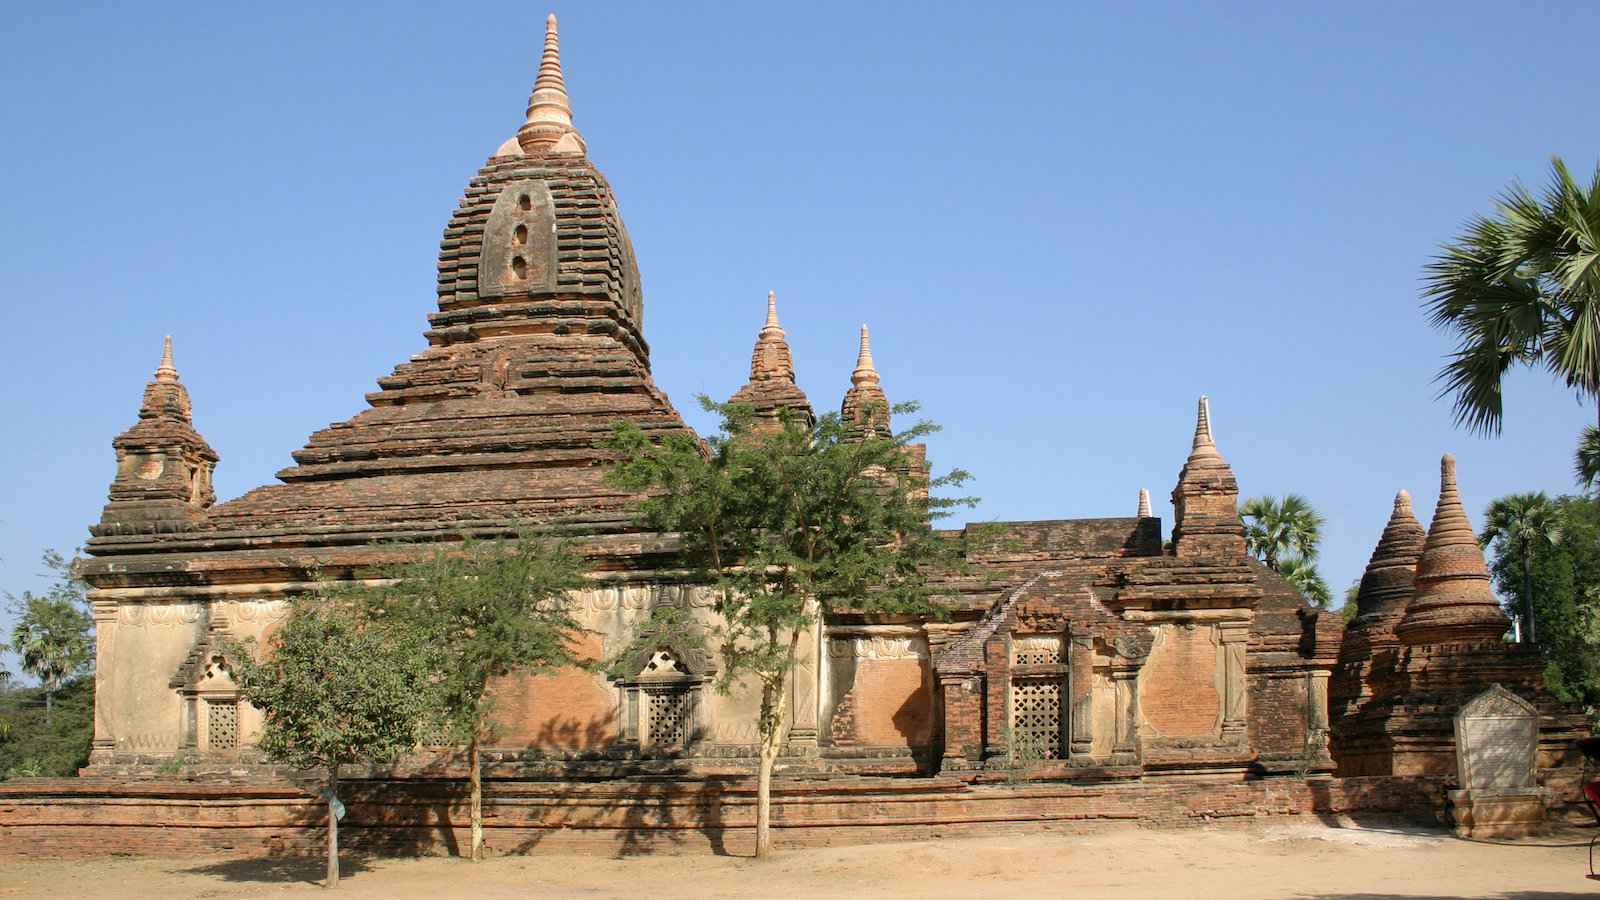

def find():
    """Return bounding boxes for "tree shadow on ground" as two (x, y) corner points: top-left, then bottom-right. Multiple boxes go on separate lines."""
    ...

(1294, 893), (1598, 900)
(180, 853), (378, 886)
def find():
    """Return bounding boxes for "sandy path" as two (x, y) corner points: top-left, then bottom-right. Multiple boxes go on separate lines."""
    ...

(2, 821), (1596, 899)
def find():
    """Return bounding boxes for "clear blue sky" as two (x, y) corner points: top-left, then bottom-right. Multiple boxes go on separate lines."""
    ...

(3, 1), (1597, 676)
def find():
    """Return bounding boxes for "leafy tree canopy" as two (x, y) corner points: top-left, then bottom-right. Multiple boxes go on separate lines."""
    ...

(5, 550), (93, 722)
(605, 397), (974, 857)
(1424, 157), (1600, 437)
(1241, 495), (1333, 607)
(230, 598), (433, 773)
(1483, 493), (1600, 708)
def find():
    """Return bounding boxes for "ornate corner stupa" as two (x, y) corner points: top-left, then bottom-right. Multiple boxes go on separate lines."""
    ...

(727, 291), (814, 432)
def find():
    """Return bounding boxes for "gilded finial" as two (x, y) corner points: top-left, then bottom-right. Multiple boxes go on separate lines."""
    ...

(154, 335), (179, 384)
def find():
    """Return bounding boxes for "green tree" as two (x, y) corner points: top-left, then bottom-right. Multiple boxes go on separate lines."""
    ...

(1422, 158), (1600, 444)
(0, 677), (94, 779)
(6, 550), (93, 724)
(230, 599), (433, 888)
(1279, 556), (1334, 608)
(363, 533), (585, 862)
(1241, 495), (1325, 571)
(1575, 425), (1600, 491)
(1241, 495), (1333, 607)
(1484, 494), (1600, 709)
(1480, 492), (1561, 643)
(1340, 579), (1361, 625)
(607, 399), (974, 859)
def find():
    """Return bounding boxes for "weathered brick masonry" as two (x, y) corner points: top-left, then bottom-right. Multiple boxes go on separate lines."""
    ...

(19, 12), (1587, 860)
(0, 775), (1454, 860)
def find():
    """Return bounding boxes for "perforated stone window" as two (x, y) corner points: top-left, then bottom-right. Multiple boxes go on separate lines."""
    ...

(644, 685), (691, 749)
(206, 700), (238, 750)
(1010, 678), (1063, 760)
(619, 647), (706, 752)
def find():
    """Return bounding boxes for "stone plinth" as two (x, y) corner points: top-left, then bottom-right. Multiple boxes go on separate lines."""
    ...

(1448, 684), (1543, 838)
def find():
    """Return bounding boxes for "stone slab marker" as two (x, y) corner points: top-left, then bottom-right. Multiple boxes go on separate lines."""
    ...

(1449, 683), (1543, 838)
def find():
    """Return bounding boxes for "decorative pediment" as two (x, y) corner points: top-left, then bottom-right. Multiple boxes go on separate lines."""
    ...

(622, 643), (716, 681)
(169, 619), (241, 692)
(1456, 683), (1538, 722)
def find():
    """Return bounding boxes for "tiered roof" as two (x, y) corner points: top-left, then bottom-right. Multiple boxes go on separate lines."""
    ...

(87, 17), (690, 565)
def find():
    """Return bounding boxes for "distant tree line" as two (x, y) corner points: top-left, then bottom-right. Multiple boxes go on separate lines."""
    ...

(1, 550), (95, 780)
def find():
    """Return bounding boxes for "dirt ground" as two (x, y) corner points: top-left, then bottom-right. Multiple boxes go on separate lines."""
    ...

(2, 820), (1597, 899)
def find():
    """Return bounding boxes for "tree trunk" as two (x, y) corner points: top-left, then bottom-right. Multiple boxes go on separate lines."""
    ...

(44, 687), (53, 727)
(1521, 540), (1538, 645)
(326, 768), (340, 888)
(469, 734), (484, 861)
(754, 674), (790, 861)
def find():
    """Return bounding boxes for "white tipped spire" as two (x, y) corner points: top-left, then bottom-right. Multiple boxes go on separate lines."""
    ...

(154, 335), (179, 384)
(1137, 488), (1152, 518)
(762, 290), (783, 335)
(515, 14), (586, 156)
(1395, 489), (1413, 516)
(852, 324), (879, 386)
(1189, 395), (1221, 460)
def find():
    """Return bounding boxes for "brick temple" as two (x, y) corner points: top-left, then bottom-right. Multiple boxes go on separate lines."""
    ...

(11, 16), (1583, 856)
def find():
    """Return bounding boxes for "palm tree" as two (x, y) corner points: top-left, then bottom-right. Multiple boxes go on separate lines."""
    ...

(1480, 493), (1561, 645)
(8, 598), (92, 723)
(6, 550), (93, 724)
(1241, 494), (1325, 571)
(1280, 556), (1334, 608)
(1576, 425), (1600, 491)
(1423, 158), (1600, 438)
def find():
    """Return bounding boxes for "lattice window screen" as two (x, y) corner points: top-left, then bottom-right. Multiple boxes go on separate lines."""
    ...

(207, 700), (238, 750)
(644, 685), (690, 749)
(1012, 639), (1063, 667)
(1010, 678), (1063, 760)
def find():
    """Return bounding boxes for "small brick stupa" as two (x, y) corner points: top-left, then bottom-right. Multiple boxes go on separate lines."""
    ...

(1332, 456), (1587, 780)
(726, 292), (814, 432)
(1329, 489), (1426, 745)
(93, 337), (218, 535)
(840, 325), (891, 438)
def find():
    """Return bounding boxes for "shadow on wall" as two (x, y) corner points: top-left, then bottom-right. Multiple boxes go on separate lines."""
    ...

(503, 777), (737, 858)
(891, 680), (932, 758)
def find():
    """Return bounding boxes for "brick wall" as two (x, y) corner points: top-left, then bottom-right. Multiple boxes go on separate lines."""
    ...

(0, 774), (1503, 860)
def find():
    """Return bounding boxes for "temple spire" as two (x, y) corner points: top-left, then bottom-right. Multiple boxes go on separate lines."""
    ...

(513, 14), (587, 157)
(762, 290), (782, 336)
(841, 324), (890, 437)
(1350, 489), (1427, 638)
(852, 325), (880, 386)
(154, 335), (179, 385)
(728, 291), (812, 432)
(1137, 488), (1152, 518)
(1190, 395), (1221, 461)
(1395, 455), (1511, 645)
(1170, 394), (1244, 558)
